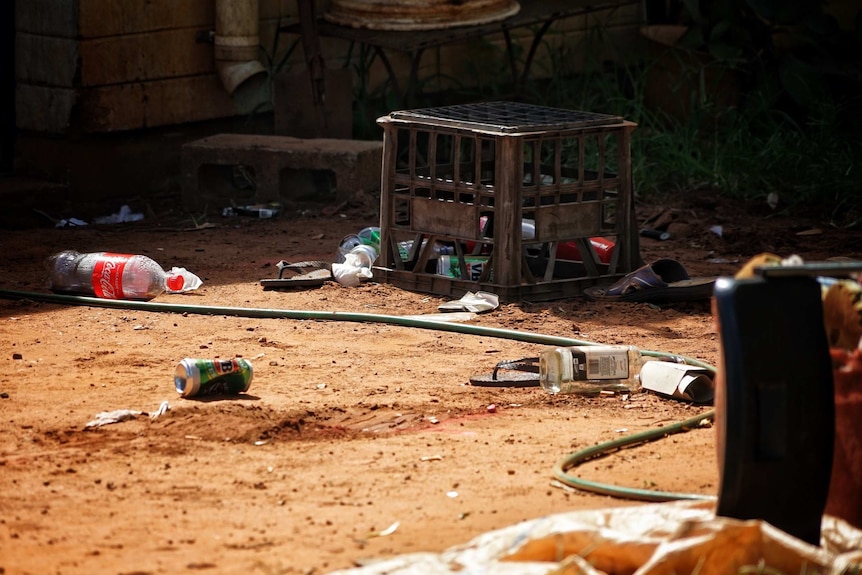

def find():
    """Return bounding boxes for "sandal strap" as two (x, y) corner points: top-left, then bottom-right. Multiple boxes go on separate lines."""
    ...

(606, 259), (689, 297)
(276, 260), (332, 279)
(492, 357), (540, 380)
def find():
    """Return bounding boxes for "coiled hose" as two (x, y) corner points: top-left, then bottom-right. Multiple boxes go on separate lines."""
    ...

(0, 288), (716, 502)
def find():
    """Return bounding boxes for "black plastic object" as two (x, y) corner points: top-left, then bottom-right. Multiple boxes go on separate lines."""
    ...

(713, 273), (834, 545)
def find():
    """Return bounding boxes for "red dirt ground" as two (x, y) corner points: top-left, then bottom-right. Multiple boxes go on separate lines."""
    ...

(0, 190), (858, 574)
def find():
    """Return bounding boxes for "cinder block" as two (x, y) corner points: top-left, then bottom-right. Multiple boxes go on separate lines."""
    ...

(181, 133), (383, 211)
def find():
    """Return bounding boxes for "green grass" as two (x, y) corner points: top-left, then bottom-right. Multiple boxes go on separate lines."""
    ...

(527, 60), (862, 226)
(343, 22), (862, 227)
(521, 48), (862, 226)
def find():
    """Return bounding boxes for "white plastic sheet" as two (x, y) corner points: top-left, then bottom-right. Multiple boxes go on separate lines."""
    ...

(329, 501), (862, 575)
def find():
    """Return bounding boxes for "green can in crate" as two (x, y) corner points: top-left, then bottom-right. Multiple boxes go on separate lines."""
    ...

(174, 358), (253, 397)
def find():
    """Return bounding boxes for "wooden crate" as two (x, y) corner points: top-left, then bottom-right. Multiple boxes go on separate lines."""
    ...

(374, 101), (641, 302)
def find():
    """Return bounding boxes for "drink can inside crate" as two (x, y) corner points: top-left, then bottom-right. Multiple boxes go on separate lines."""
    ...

(374, 101), (642, 302)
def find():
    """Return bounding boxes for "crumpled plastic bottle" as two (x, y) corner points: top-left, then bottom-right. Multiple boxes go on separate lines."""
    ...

(46, 250), (203, 300)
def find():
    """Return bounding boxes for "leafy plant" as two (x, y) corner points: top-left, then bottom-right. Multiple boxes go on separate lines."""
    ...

(652, 0), (862, 123)
(339, 2), (862, 219)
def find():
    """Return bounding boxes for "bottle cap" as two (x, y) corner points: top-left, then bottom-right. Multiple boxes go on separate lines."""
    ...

(165, 268), (203, 293)
(166, 274), (185, 292)
(640, 229), (671, 241)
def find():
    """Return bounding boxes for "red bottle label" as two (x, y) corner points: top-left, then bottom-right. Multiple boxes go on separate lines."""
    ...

(92, 253), (131, 299)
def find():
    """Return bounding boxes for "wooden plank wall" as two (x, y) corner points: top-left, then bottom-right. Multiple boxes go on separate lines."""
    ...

(16, 0), (293, 134)
(15, 0), (641, 135)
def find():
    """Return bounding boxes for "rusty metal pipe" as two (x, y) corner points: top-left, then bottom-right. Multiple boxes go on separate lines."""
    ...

(214, 0), (267, 96)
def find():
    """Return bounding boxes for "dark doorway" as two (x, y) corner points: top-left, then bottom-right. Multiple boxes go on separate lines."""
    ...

(1, 0), (16, 175)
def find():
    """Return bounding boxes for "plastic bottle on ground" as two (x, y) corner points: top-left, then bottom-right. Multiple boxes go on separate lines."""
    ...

(46, 250), (202, 300)
(344, 244), (377, 269)
(332, 244), (378, 287)
(539, 345), (643, 395)
(335, 234), (363, 263)
(357, 226), (381, 249)
(337, 227), (382, 264)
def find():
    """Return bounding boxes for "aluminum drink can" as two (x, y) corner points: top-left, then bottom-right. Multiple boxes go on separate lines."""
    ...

(175, 358), (253, 397)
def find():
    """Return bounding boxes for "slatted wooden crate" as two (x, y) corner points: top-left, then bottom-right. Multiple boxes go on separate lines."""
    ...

(374, 101), (641, 302)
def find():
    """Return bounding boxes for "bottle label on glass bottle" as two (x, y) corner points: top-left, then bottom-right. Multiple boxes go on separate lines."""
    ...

(92, 253), (131, 299)
(571, 347), (629, 380)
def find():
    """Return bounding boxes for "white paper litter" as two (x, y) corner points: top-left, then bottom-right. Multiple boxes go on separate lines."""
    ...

(151, 400), (171, 418)
(401, 312), (477, 323)
(85, 409), (142, 427)
(438, 291), (500, 313)
(86, 400), (170, 427)
(93, 205), (144, 224)
(55, 217), (88, 228)
(332, 262), (373, 287)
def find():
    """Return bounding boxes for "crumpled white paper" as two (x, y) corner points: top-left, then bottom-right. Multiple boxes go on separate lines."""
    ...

(401, 312), (477, 323)
(55, 217), (88, 228)
(85, 401), (171, 428)
(332, 263), (373, 287)
(438, 291), (500, 313)
(85, 409), (142, 428)
(93, 205), (144, 225)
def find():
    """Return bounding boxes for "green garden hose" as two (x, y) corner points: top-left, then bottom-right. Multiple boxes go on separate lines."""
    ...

(0, 287), (717, 502)
(0, 288), (623, 347)
(552, 409), (716, 502)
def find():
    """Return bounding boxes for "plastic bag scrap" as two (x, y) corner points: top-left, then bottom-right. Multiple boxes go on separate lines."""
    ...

(327, 501), (862, 575)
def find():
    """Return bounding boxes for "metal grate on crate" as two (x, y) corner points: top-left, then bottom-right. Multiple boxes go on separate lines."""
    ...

(388, 101), (624, 134)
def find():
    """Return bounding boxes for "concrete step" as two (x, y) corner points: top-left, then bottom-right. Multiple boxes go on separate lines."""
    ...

(181, 134), (383, 212)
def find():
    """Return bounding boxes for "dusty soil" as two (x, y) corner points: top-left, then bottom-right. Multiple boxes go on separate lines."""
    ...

(0, 190), (858, 575)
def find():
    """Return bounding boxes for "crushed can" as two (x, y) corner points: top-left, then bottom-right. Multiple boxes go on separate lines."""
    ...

(174, 358), (253, 398)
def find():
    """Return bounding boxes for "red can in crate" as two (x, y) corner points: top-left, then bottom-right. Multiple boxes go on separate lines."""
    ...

(556, 237), (615, 264)
(465, 217), (615, 264)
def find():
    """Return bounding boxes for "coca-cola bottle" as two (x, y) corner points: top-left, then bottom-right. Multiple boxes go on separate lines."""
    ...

(46, 250), (202, 300)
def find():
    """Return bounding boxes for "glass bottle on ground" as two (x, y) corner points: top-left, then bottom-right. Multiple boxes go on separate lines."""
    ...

(539, 345), (643, 395)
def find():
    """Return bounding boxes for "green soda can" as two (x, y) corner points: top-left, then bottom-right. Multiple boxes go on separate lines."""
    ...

(174, 358), (253, 398)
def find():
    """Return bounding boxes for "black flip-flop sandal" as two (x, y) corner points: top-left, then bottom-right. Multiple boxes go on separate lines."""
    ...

(584, 258), (715, 303)
(261, 260), (332, 289)
(469, 357), (541, 387)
